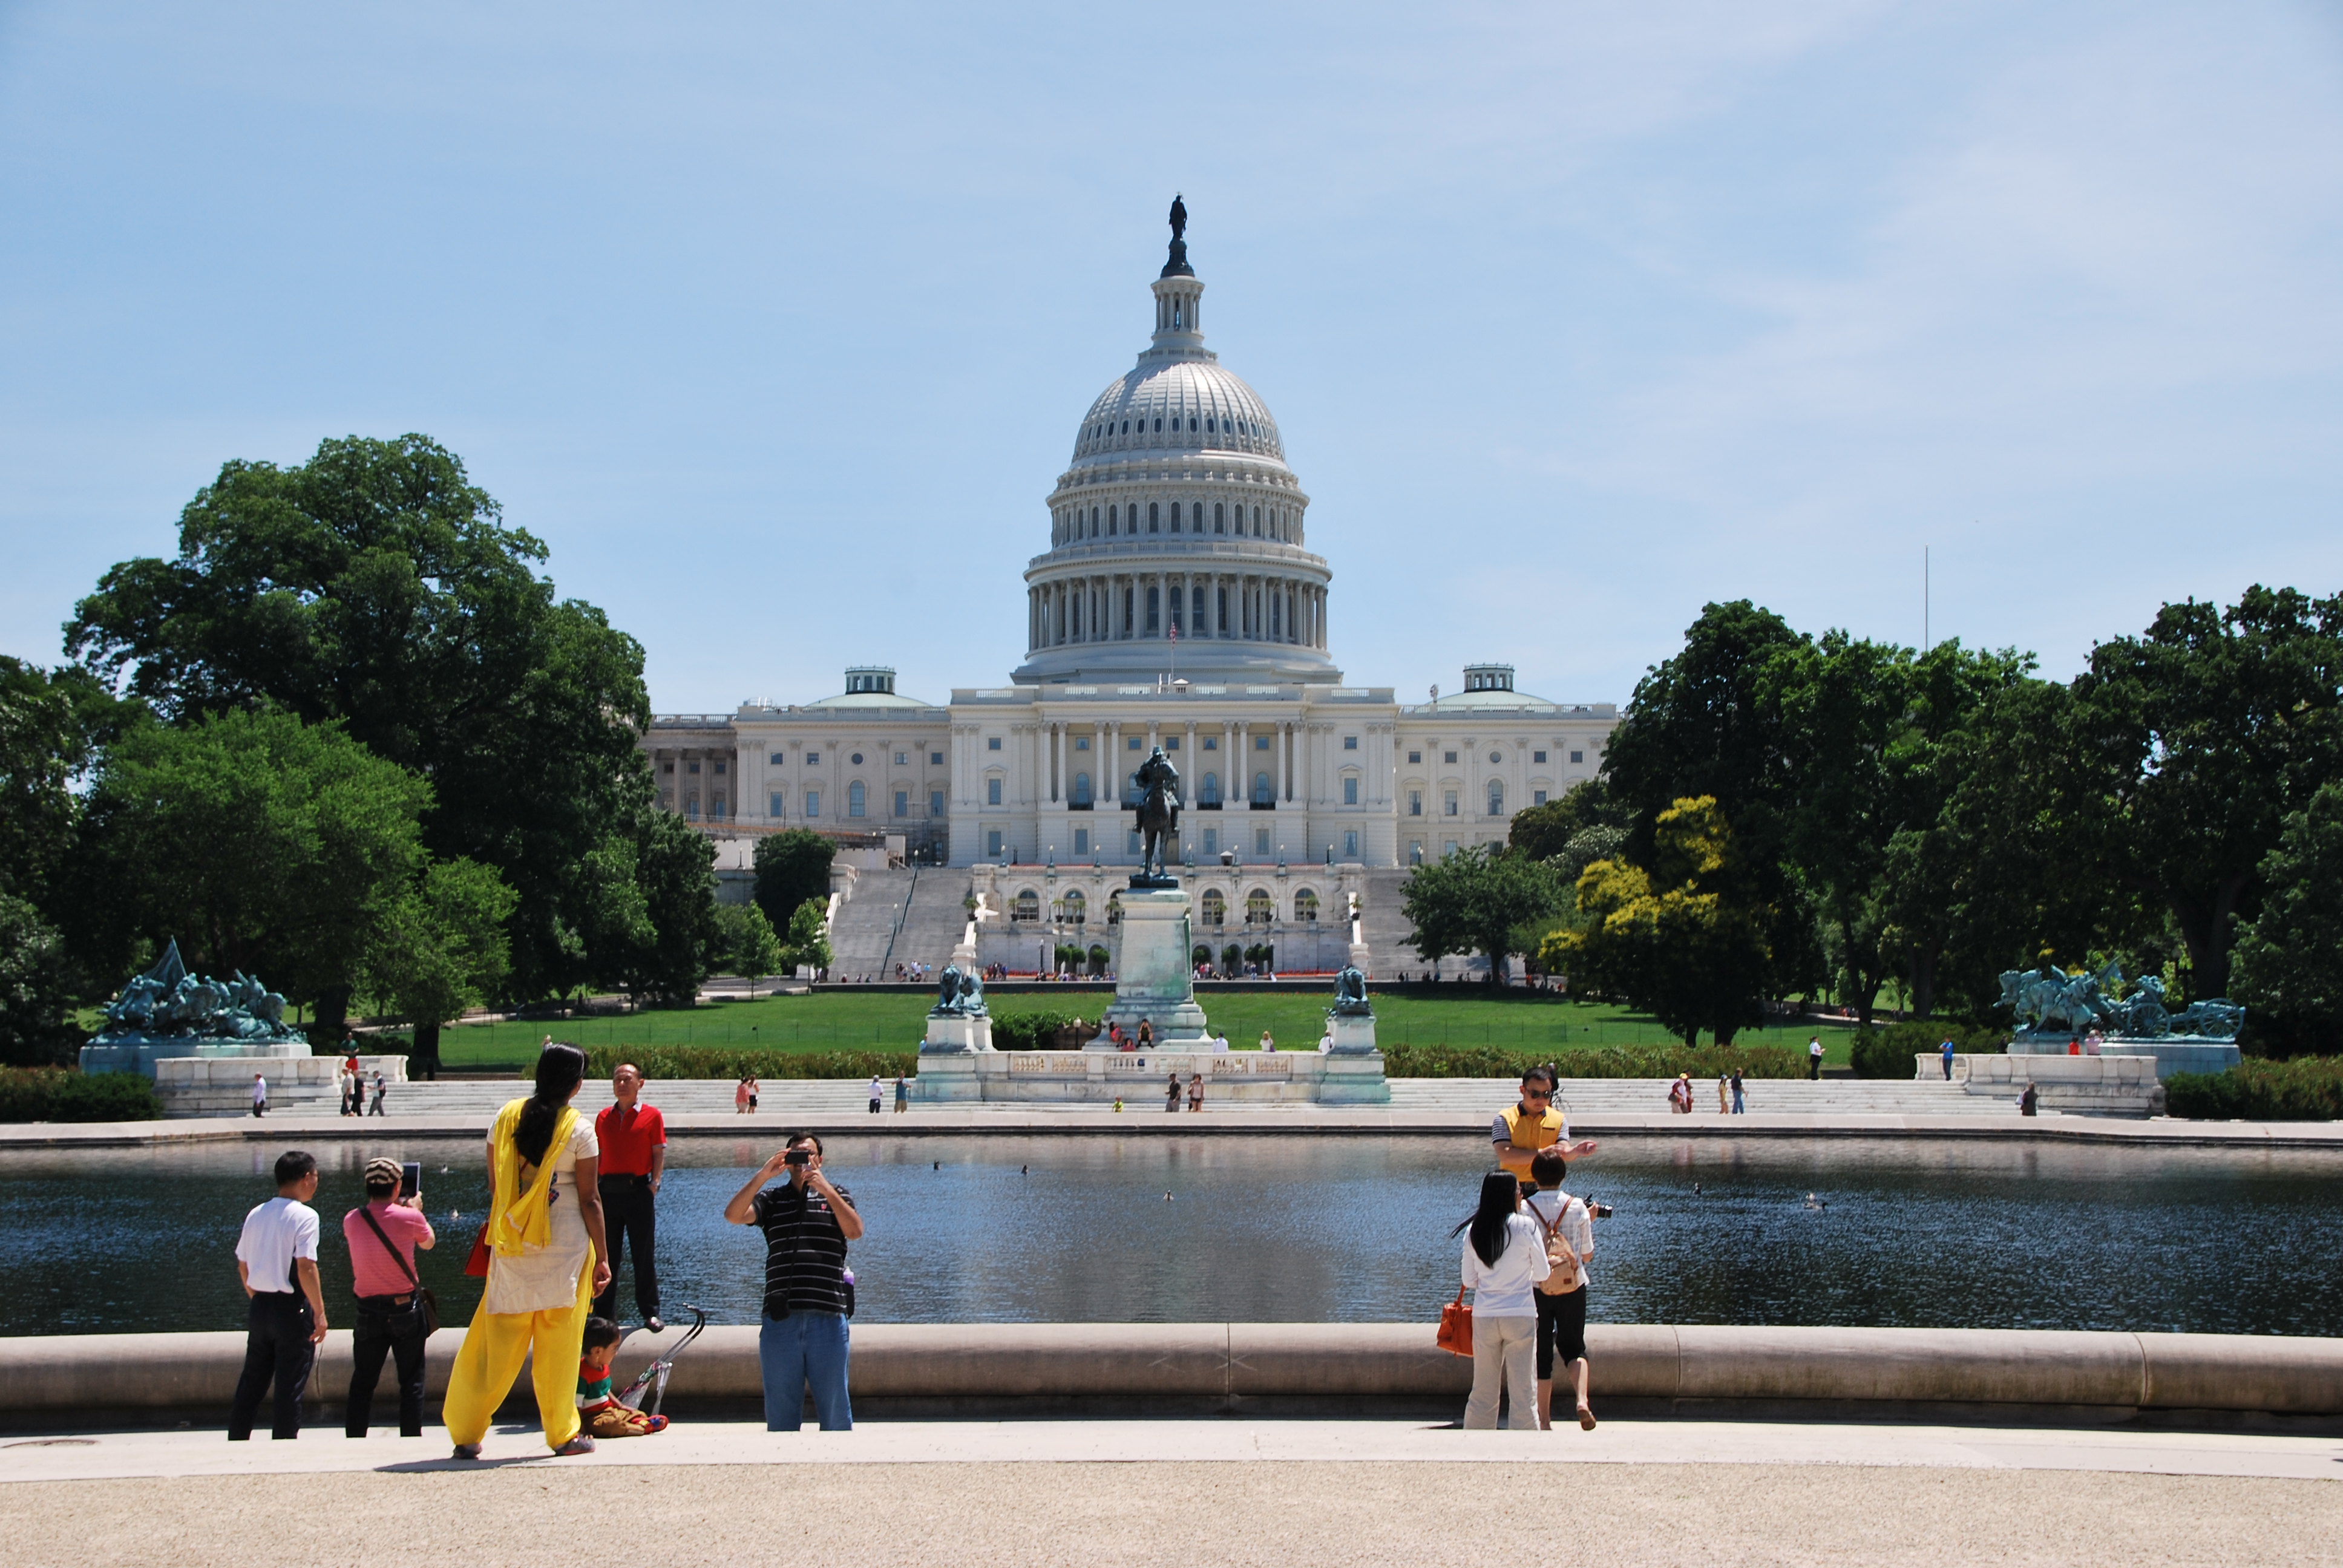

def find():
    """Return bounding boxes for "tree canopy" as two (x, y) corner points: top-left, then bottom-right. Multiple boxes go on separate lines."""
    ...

(1400, 846), (1564, 981)
(753, 830), (837, 938)
(2230, 782), (2343, 1056)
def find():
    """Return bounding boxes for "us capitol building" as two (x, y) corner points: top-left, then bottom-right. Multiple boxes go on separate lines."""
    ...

(641, 206), (1617, 970)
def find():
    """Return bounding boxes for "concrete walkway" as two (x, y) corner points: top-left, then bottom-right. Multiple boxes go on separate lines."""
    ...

(8, 1424), (2342, 1568)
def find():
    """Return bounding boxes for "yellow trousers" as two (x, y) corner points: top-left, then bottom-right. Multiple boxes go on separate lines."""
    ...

(443, 1249), (595, 1451)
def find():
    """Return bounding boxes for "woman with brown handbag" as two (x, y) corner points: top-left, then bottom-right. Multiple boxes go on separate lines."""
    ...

(1452, 1171), (1548, 1429)
(1524, 1147), (1597, 1430)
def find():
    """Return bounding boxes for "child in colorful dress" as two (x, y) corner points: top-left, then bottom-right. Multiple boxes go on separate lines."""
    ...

(577, 1318), (668, 1438)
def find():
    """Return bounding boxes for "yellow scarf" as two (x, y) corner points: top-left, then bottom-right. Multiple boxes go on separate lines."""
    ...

(487, 1097), (577, 1256)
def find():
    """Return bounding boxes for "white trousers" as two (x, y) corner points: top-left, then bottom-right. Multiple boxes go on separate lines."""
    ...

(1463, 1315), (1539, 1430)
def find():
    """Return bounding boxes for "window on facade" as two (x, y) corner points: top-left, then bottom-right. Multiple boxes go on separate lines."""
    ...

(1253, 771), (1273, 805)
(1533, 750), (1547, 764)
(1254, 828), (1271, 855)
(1012, 890), (1040, 923)
(930, 789), (945, 817)
(1202, 827), (1217, 855)
(986, 777), (1002, 806)
(1073, 828), (1090, 857)
(1410, 841), (1424, 864)
(850, 753), (862, 766)
(1149, 502), (1159, 532)
(1255, 735), (1271, 751)
(1408, 789), (1423, 816)
(1109, 505), (1119, 534)
(1488, 751), (1501, 765)
(1343, 776), (1358, 806)
(1407, 751), (1421, 764)
(661, 762), (674, 774)
(1343, 736), (1358, 750)
(1202, 736), (1216, 751)
(1570, 750), (1584, 764)
(714, 761), (727, 776)
(1107, 893), (1122, 924)
(988, 736), (1001, 751)
(894, 790), (908, 817)
(1343, 830), (1359, 858)
(1146, 587), (1159, 632)
(768, 791), (784, 817)
(1532, 789), (1547, 806)
(1294, 889), (1319, 923)
(1444, 751), (1458, 763)
(766, 754), (781, 766)
(1246, 888), (1275, 924)
(894, 753), (906, 765)
(1074, 736), (1090, 751)
(1200, 771), (1219, 805)
(1072, 771), (1092, 806)
(931, 751), (943, 765)
(807, 752), (819, 765)
(715, 792), (729, 817)
(684, 795), (700, 819)
(1129, 736), (1143, 750)
(1444, 840), (1459, 858)
(805, 790), (820, 817)
(1487, 781), (1504, 815)
(1214, 502), (1224, 532)
(1153, 418), (1162, 432)
(1165, 737), (1180, 751)
(1444, 789), (1459, 816)
(1170, 502), (1182, 534)
(1063, 889), (1086, 924)
(687, 761), (700, 774)
(987, 829), (1004, 858)
(1201, 889), (1226, 927)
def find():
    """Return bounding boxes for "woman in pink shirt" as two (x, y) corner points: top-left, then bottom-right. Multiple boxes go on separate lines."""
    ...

(343, 1155), (436, 1437)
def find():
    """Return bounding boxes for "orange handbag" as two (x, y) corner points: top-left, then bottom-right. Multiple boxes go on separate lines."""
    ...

(1436, 1285), (1473, 1357)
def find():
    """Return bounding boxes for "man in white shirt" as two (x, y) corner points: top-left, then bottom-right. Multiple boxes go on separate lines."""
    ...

(229, 1149), (327, 1440)
(251, 1072), (267, 1117)
(1808, 1037), (1824, 1079)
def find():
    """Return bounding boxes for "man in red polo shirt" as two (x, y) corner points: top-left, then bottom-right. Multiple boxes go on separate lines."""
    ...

(594, 1063), (667, 1331)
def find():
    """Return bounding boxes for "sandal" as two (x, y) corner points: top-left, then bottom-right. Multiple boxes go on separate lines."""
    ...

(553, 1433), (597, 1456)
(1577, 1405), (1598, 1431)
(450, 1443), (482, 1460)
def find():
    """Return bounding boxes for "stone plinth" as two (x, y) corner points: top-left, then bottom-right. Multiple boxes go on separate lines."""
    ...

(1095, 885), (1208, 1044)
(80, 1035), (315, 1077)
(154, 1054), (405, 1118)
(921, 1014), (995, 1054)
(2004, 1033), (2241, 1079)
(1325, 1013), (1378, 1055)
(1919, 1053), (2162, 1117)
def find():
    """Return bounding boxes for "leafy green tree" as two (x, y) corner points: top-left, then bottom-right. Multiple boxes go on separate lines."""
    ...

(1542, 796), (1772, 1045)
(753, 830), (836, 935)
(2230, 782), (2343, 1057)
(2071, 586), (2343, 998)
(70, 709), (428, 1041)
(1506, 779), (1628, 862)
(1400, 846), (1564, 982)
(65, 434), (657, 1001)
(783, 897), (834, 978)
(362, 857), (517, 1077)
(0, 895), (80, 1066)
(713, 902), (785, 990)
(625, 811), (721, 1007)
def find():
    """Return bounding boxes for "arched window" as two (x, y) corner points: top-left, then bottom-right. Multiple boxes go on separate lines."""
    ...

(1153, 417), (1162, 432)
(1214, 502), (1224, 533)
(1062, 890), (1086, 926)
(1201, 889), (1226, 926)
(1294, 889), (1319, 923)
(1487, 780), (1505, 816)
(1072, 771), (1092, 806)
(1253, 771), (1272, 805)
(1149, 502), (1159, 532)
(1200, 771), (1219, 805)
(1188, 416), (1198, 432)
(1252, 506), (1262, 536)
(848, 780), (866, 818)
(1246, 888), (1276, 925)
(1170, 502), (1182, 533)
(1090, 507), (1099, 537)
(1012, 889), (1040, 923)
(1109, 505), (1118, 535)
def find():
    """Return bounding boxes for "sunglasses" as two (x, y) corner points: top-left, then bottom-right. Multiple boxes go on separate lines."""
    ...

(1521, 1089), (1552, 1100)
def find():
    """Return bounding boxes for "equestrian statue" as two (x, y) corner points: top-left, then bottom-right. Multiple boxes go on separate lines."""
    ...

(1130, 744), (1181, 885)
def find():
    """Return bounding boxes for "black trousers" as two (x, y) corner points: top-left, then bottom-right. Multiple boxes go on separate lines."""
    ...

(228, 1291), (314, 1440)
(1535, 1286), (1588, 1380)
(594, 1176), (660, 1321)
(346, 1297), (428, 1436)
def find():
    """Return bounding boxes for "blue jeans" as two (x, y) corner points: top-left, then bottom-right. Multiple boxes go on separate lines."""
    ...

(759, 1312), (851, 1430)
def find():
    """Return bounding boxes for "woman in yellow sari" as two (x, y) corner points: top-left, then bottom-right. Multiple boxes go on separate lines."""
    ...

(445, 1043), (611, 1457)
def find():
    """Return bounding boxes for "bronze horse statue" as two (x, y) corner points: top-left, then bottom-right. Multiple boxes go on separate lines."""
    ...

(1132, 745), (1181, 881)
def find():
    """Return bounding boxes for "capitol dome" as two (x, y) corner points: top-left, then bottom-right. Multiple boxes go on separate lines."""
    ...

(1012, 206), (1339, 687)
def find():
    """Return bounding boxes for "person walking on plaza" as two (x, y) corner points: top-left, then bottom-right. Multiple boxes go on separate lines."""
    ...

(1666, 1074), (1693, 1114)
(1492, 1065), (1598, 1183)
(1809, 1037), (1824, 1079)
(726, 1133), (863, 1431)
(1524, 1148), (1596, 1431)
(1717, 1073), (1730, 1114)
(1730, 1068), (1746, 1114)
(343, 1156), (435, 1438)
(867, 1075), (883, 1115)
(1165, 1069), (1182, 1112)
(593, 1063), (667, 1332)
(369, 1070), (387, 1116)
(228, 1149), (327, 1440)
(1941, 1038), (1956, 1080)
(894, 1073), (909, 1112)
(251, 1071), (267, 1117)
(1456, 1171), (1548, 1429)
(1187, 1072), (1204, 1111)
(444, 1043), (610, 1459)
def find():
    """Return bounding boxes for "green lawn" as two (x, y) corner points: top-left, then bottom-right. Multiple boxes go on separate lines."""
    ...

(428, 988), (1844, 1069)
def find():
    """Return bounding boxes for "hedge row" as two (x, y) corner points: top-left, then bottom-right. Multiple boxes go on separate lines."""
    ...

(1378, 1042), (1808, 1080)
(2164, 1057), (2343, 1121)
(578, 1046), (920, 1080)
(0, 1068), (163, 1122)
(1848, 1021), (2010, 1079)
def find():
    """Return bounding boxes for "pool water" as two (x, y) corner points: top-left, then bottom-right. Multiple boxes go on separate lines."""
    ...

(5, 1135), (2339, 1337)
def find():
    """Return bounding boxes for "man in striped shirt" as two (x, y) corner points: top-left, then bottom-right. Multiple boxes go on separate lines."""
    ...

(725, 1132), (864, 1431)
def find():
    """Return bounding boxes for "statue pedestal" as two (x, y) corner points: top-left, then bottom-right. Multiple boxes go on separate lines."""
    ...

(81, 1036), (314, 1078)
(1325, 1013), (1378, 1055)
(920, 1014), (994, 1054)
(1095, 886), (1209, 1045)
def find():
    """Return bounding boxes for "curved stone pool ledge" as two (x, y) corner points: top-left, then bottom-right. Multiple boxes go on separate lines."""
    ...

(10, 1324), (2342, 1426)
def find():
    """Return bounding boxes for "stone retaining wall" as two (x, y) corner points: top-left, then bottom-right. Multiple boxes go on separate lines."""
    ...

(155, 1055), (408, 1119)
(8, 1323), (2340, 1423)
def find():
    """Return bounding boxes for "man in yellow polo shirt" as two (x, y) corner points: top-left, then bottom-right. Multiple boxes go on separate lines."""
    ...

(1493, 1065), (1598, 1180)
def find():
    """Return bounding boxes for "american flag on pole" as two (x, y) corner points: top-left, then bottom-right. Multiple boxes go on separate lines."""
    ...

(1168, 624), (1178, 642)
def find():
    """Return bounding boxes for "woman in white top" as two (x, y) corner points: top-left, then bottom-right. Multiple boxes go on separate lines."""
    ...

(1455, 1171), (1548, 1429)
(444, 1043), (610, 1458)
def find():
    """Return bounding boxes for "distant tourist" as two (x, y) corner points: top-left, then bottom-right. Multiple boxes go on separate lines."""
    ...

(725, 1133), (863, 1431)
(594, 1063), (667, 1333)
(343, 1155), (435, 1438)
(1165, 1070), (1182, 1112)
(1187, 1073), (1204, 1111)
(1808, 1037), (1824, 1079)
(1259, 1030), (1276, 1053)
(1940, 1039), (1956, 1080)
(1730, 1070), (1746, 1114)
(229, 1149), (327, 1441)
(1137, 1020), (1155, 1048)
(2020, 1083), (2039, 1116)
(1211, 1029), (1230, 1053)
(1667, 1074), (1693, 1114)
(251, 1072), (267, 1118)
(444, 1043), (611, 1459)
(867, 1076), (883, 1115)
(1524, 1148), (1596, 1431)
(369, 1070), (387, 1116)
(1716, 1073), (1730, 1114)
(1493, 1065), (1598, 1182)
(736, 1074), (759, 1114)
(894, 1074), (909, 1113)
(1455, 1171), (1547, 1429)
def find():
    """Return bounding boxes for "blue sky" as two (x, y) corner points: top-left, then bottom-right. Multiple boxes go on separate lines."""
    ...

(3, 1), (2339, 711)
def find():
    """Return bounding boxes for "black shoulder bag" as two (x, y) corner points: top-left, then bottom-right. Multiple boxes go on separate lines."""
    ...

(358, 1204), (440, 1336)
